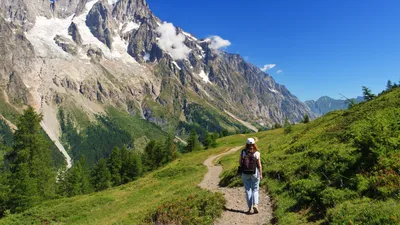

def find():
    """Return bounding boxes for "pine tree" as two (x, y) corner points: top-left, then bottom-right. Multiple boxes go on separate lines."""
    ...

(121, 148), (143, 183)
(210, 133), (218, 148)
(273, 123), (282, 129)
(59, 156), (92, 197)
(91, 158), (111, 191)
(6, 107), (56, 212)
(185, 130), (202, 152)
(203, 132), (212, 149)
(386, 80), (393, 90)
(302, 114), (310, 124)
(107, 147), (122, 186)
(362, 86), (376, 101)
(284, 118), (292, 134)
(0, 143), (10, 216)
(142, 140), (157, 171)
(164, 135), (178, 163)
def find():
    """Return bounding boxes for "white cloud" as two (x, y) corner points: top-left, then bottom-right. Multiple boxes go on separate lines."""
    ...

(261, 64), (276, 72)
(156, 22), (191, 60)
(277, 70), (283, 74)
(206, 36), (231, 50)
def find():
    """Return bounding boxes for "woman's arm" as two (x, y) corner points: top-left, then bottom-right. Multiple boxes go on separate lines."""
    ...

(258, 157), (263, 179)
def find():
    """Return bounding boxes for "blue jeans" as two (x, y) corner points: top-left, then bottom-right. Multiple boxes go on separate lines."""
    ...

(242, 173), (260, 208)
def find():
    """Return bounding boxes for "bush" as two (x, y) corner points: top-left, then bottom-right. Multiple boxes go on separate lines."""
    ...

(320, 187), (358, 207)
(328, 198), (400, 225)
(145, 191), (226, 225)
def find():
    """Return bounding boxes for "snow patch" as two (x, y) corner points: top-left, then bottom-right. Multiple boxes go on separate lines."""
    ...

(198, 70), (210, 83)
(268, 88), (279, 94)
(122, 21), (140, 34)
(107, 0), (119, 5)
(26, 15), (74, 58)
(182, 31), (198, 41)
(143, 53), (150, 61)
(172, 61), (181, 70)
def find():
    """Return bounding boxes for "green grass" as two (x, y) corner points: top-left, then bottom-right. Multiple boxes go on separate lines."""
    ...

(106, 107), (168, 151)
(0, 135), (250, 225)
(0, 88), (21, 124)
(218, 87), (400, 224)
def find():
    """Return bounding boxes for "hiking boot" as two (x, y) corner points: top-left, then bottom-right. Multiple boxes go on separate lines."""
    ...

(253, 204), (259, 213)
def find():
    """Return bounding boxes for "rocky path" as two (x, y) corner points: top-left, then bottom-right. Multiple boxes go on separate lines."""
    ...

(199, 147), (273, 225)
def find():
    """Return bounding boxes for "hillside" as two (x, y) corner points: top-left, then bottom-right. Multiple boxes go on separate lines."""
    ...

(219, 87), (400, 224)
(0, 134), (256, 224)
(2, 87), (399, 224)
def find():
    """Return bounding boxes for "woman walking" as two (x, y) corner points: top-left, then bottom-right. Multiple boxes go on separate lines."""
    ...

(239, 138), (262, 214)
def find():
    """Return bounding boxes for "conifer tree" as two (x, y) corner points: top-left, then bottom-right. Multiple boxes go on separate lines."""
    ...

(142, 140), (157, 171)
(362, 86), (376, 101)
(273, 123), (282, 129)
(302, 114), (310, 124)
(107, 147), (122, 186)
(386, 80), (393, 90)
(91, 158), (111, 191)
(203, 132), (218, 149)
(185, 130), (202, 152)
(284, 118), (292, 134)
(0, 142), (10, 216)
(59, 156), (92, 197)
(203, 132), (212, 149)
(6, 106), (56, 212)
(164, 135), (178, 163)
(121, 148), (143, 183)
(211, 133), (218, 148)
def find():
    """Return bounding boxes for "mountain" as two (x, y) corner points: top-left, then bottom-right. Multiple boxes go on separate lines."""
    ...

(0, 0), (313, 165)
(305, 96), (364, 116)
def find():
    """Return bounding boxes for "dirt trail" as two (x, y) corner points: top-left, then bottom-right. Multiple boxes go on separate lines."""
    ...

(199, 146), (273, 225)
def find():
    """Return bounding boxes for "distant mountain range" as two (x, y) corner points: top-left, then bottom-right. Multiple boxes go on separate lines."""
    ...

(305, 96), (364, 116)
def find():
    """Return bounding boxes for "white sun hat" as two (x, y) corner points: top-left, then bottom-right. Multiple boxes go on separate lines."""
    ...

(246, 138), (255, 145)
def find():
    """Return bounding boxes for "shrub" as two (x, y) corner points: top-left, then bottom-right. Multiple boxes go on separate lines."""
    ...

(145, 191), (226, 225)
(328, 198), (400, 225)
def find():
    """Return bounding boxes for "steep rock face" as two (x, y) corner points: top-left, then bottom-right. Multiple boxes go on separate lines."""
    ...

(68, 22), (83, 45)
(0, 16), (34, 92)
(112, 0), (152, 23)
(86, 1), (114, 49)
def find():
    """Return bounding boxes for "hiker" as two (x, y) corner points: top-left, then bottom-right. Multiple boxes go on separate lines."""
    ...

(239, 137), (262, 214)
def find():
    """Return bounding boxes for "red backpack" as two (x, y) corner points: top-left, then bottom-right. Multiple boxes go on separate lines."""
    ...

(241, 150), (257, 174)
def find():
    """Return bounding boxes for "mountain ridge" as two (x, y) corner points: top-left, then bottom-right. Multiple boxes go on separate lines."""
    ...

(305, 95), (364, 116)
(0, 0), (314, 165)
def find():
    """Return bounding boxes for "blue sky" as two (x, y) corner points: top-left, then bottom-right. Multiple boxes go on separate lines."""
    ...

(147, 0), (400, 101)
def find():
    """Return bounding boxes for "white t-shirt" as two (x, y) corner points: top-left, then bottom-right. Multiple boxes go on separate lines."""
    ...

(241, 150), (261, 177)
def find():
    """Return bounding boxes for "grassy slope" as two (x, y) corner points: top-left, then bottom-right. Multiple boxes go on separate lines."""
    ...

(218, 87), (400, 224)
(3, 88), (399, 224)
(0, 134), (255, 225)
